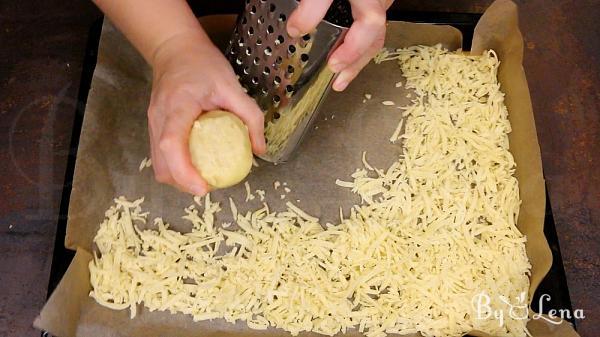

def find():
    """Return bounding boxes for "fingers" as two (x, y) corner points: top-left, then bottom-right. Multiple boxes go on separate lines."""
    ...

(148, 106), (172, 185)
(287, 0), (333, 37)
(332, 51), (376, 91)
(157, 102), (209, 196)
(328, 0), (387, 90)
(218, 86), (266, 155)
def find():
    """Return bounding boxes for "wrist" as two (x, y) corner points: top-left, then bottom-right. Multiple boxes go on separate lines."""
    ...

(150, 29), (213, 69)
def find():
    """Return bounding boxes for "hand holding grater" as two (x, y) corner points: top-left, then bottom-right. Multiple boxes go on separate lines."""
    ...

(225, 0), (352, 163)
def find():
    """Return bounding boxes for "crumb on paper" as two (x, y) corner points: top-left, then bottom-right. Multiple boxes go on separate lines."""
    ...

(362, 99), (367, 103)
(389, 119), (405, 143)
(221, 222), (232, 229)
(406, 93), (412, 98)
(331, 115), (335, 119)
(252, 157), (259, 167)
(395, 81), (403, 88)
(256, 189), (266, 201)
(315, 126), (319, 130)
(139, 157), (152, 172)
(364, 93), (372, 100)
(244, 182), (255, 202)
(296, 199), (300, 203)
(280, 194), (286, 199)
(8, 224), (13, 229)
(284, 187), (291, 193)
(382, 101), (395, 106)
(273, 181), (281, 190)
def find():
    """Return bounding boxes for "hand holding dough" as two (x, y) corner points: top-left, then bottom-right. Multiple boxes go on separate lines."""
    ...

(189, 110), (253, 189)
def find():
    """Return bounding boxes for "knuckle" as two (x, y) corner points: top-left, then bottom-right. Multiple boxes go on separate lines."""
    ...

(158, 134), (177, 152)
(362, 11), (386, 28)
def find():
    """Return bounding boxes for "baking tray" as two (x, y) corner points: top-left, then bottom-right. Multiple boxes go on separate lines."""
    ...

(44, 8), (575, 336)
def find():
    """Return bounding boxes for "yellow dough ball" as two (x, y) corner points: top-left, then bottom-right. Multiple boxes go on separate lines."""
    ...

(189, 110), (253, 189)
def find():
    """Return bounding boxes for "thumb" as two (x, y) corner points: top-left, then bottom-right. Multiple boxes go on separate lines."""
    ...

(220, 89), (267, 155)
(287, 0), (333, 37)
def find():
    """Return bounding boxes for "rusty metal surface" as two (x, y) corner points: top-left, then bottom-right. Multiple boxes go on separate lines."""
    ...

(517, 2), (600, 335)
(0, 1), (597, 337)
(0, 1), (102, 336)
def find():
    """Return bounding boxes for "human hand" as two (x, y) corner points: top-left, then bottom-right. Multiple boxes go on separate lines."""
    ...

(287, 0), (393, 91)
(148, 32), (266, 196)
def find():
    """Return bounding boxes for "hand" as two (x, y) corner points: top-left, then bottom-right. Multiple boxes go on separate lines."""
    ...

(148, 31), (266, 196)
(287, 0), (393, 91)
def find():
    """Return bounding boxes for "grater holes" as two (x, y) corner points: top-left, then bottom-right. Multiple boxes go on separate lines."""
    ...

(269, 3), (276, 12)
(288, 45), (296, 55)
(286, 65), (295, 78)
(285, 84), (295, 97)
(263, 66), (270, 76)
(300, 34), (311, 48)
(300, 53), (309, 63)
(273, 95), (281, 107)
(264, 46), (272, 56)
(236, 57), (243, 65)
(261, 88), (269, 96)
(241, 16), (247, 25)
(273, 76), (281, 87)
(258, 16), (265, 24)
(273, 56), (283, 69)
(251, 76), (259, 85)
(253, 57), (260, 65)
(248, 26), (254, 36)
(256, 38), (262, 45)
(238, 37), (245, 46)
(243, 66), (250, 75)
(266, 25), (274, 35)
(250, 5), (257, 14)
(279, 13), (287, 22)
(273, 112), (281, 119)
(245, 47), (252, 55)
(275, 35), (285, 45)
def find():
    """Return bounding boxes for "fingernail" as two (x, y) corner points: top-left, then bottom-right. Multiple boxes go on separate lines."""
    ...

(329, 60), (346, 73)
(333, 80), (349, 91)
(287, 25), (301, 38)
(191, 184), (206, 196)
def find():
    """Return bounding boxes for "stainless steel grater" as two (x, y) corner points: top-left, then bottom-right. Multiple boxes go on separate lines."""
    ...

(225, 0), (350, 163)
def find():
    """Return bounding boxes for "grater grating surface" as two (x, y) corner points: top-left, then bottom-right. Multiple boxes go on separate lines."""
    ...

(226, 0), (351, 163)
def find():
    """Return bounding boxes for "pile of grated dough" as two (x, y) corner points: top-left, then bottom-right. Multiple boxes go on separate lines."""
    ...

(90, 45), (531, 337)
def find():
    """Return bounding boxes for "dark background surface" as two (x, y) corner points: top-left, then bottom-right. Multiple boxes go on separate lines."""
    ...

(0, 1), (598, 336)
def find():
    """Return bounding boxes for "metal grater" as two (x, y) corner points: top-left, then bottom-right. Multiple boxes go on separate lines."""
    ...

(226, 0), (351, 163)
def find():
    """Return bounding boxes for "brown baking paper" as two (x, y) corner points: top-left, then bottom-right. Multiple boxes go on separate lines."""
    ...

(35, 1), (579, 336)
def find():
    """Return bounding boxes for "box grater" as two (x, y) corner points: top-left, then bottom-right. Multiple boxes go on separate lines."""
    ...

(225, 0), (351, 163)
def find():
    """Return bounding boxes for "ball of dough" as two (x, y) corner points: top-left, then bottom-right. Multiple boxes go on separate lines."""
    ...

(189, 110), (253, 189)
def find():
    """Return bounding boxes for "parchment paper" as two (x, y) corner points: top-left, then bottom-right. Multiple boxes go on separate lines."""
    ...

(35, 1), (579, 336)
